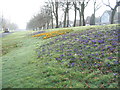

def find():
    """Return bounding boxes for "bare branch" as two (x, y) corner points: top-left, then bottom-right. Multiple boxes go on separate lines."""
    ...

(102, 0), (113, 10)
(95, 5), (102, 12)
(85, 0), (90, 7)
(108, 0), (111, 6)
(52, 2), (57, 18)
(93, 0), (96, 2)
(95, 2), (102, 12)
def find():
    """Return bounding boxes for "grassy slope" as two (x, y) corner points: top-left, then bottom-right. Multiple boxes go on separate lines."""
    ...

(1, 24), (119, 88)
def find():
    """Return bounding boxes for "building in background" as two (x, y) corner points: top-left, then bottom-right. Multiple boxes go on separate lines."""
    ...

(85, 16), (91, 26)
(100, 10), (120, 25)
(100, 10), (112, 25)
(85, 10), (120, 25)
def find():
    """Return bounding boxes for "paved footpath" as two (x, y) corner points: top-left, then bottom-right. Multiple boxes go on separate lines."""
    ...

(0, 32), (13, 38)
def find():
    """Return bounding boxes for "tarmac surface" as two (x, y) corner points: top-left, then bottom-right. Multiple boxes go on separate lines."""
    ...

(0, 32), (13, 38)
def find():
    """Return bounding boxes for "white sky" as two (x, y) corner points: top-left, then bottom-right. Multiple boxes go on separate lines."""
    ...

(0, 0), (116, 29)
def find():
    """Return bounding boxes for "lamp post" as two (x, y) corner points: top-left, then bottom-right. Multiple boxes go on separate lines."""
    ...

(1, 13), (5, 32)
(1, 13), (9, 33)
(93, 0), (96, 25)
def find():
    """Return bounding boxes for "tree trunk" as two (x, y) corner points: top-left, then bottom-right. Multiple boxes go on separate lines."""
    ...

(55, 2), (59, 28)
(78, 9), (81, 26)
(81, 2), (85, 26)
(63, 9), (67, 27)
(51, 14), (53, 29)
(110, 5), (117, 24)
(47, 22), (49, 29)
(93, 2), (95, 25)
(73, 2), (77, 27)
(83, 13), (85, 26)
(103, 1), (120, 24)
(50, 10), (53, 29)
(67, 12), (69, 27)
(66, 2), (70, 27)
(78, 2), (81, 26)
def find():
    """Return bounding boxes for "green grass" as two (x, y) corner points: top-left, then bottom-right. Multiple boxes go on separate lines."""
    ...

(1, 24), (119, 88)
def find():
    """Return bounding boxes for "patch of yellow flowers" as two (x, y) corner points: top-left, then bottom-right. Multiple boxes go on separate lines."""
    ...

(32, 29), (73, 39)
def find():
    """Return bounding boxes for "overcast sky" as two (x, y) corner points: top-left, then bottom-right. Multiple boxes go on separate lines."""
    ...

(0, 0), (116, 29)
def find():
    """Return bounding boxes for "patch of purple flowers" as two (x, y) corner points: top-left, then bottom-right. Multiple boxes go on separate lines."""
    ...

(36, 25), (118, 77)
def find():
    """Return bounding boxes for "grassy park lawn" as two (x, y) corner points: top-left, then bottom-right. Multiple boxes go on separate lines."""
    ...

(1, 24), (119, 88)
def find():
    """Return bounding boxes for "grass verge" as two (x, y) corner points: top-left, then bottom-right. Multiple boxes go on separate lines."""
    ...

(1, 24), (119, 88)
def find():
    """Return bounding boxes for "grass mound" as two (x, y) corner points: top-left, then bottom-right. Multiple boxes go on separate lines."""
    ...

(36, 25), (119, 88)
(2, 24), (119, 88)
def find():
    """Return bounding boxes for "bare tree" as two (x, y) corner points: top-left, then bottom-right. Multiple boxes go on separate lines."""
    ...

(73, 1), (77, 27)
(42, 4), (52, 29)
(81, 0), (90, 26)
(77, 2), (82, 26)
(50, 6), (54, 29)
(0, 15), (18, 31)
(58, 2), (67, 27)
(90, 14), (95, 25)
(46, 1), (54, 29)
(27, 2), (52, 30)
(76, 0), (90, 26)
(102, 0), (120, 24)
(66, 1), (71, 27)
(6, 22), (18, 30)
(27, 12), (50, 30)
(92, 0), (101, 25)
(55, 1), (59, 28)
(50, 0), (59, 28)
(27, 1), (55, 30)
(61, 1), (71, 27)
(63, 7), (67, 27)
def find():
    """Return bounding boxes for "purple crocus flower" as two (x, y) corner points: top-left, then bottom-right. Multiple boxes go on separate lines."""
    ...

(107, 39), (112, 41)
(91, 54), (94, 56)
(80, 50), (82, 52)
(96, 53), (99, 56)
(97, 64), (101, 66)
(102, 49), (105, 51)
(94, 63), (97, 66)
(91, 40), (96, 43)
(107, 64), (111, 67)
(93, 44), (97, 47)
(79, 58), (82, 60)
(68, 54), (72, 56)
(60, 54), (64, 57)
(56, 57), (62, 60)
(113, 61), (119, 64)
(96, 57), (100, 60)
(109, 48), (115, 52)
(108, 57), (113, 59)
(71, 63), (75, 67)
(112, 42), (118, 46)
(56, 50), (60, 52)
(113, 73), (117, 76)
(98, 40), (104, 43)
(107, 46), (112, 48)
